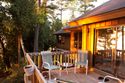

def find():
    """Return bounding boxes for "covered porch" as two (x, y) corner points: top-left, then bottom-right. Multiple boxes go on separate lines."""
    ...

(23, 49), (122, 83)
(22, 0), (125, 82)
(20, 35), (124, 83)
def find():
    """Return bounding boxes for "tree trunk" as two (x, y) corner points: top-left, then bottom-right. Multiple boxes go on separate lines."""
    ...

(18, 32), (22, 64)
(0, 37), (11, 69)
(34, 24), (39, 65)
(34, 24), (39, 52)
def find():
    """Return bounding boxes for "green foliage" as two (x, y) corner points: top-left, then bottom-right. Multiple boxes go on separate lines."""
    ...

(10, 0), (36, 31)
(51, 18), (62, 32)
(38, 17), (62, 50)
(0, 0), (37, 68)
(0, 63), (25, 83)
(0, 59), (6, 71)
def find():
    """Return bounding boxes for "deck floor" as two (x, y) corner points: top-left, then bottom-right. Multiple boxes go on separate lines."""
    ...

(42, 68), (119, 83)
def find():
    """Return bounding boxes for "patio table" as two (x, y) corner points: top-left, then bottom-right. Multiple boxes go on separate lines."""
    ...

(61, 63), (73, 74)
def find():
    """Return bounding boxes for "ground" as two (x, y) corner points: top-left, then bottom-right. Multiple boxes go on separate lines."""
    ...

(0, 60), (25, 83)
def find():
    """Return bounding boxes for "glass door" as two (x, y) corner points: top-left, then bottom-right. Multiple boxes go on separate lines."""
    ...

(94, 28), (114, 74)
(94, 26), (125, 78)
(116, 26), (125, 78)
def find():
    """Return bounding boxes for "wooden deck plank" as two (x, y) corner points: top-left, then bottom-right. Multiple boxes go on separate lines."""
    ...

(42, 68), (119, 83)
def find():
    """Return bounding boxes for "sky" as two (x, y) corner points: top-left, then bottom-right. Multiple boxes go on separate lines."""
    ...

(62, 0), (110, 22)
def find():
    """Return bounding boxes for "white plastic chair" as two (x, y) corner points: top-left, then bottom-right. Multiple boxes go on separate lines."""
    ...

(41, 51), (61, 80)
(74, 50), (88, 75)
(98, 75), (123, 83)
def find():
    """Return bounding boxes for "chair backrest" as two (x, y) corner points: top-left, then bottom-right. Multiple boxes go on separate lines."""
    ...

(77, 50), (88, 63)
(41, 51), (53, 65)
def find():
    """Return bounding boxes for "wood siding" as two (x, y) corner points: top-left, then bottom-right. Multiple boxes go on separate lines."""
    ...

(56, 34), (70, 50)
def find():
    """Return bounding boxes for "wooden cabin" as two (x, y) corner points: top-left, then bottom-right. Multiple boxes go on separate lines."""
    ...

(23, 1), (125, 82)
(54, 28), (70, 50)
(64, 0), (125, 79)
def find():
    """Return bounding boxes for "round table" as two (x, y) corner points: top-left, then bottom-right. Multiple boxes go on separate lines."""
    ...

(61, 63), (73, 74)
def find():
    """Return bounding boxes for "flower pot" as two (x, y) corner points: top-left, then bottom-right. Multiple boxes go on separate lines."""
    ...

(24, 65), (34, 76)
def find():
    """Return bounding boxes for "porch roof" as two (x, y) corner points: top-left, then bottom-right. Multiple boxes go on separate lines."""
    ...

(54, 26), (70, 35)
(71, 0), (125, 22)
(54, 29), (70, 35)
(63, 24), (83, 31)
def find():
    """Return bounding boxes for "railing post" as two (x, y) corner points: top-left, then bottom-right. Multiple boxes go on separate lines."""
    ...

(60, 53), (62, 65)
(34, 54), (37, 66)
(38, 53), (42, 69)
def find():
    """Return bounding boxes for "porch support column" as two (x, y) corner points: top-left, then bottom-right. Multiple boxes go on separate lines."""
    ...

(82, 26), (87, 51)
(89, 27), (94, 67)
(89, 28), (94, 53)
(70, 31), (76, 51)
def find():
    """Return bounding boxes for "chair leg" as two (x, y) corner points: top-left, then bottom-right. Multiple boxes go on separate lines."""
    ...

(24, 74), (27, 83)
(74, 65), (76, 73)
(66, 66), (68, 74)
(86, 65), (88, 75)
(49, 69), (51, 80)
(24, 74), (31, 83)
(59, 68), (61, 76)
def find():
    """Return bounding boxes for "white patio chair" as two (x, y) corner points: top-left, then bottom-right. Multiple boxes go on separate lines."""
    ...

(74, 50), (88, 75)
(41, 51), (61, 80)
(98, 75), (123, 83)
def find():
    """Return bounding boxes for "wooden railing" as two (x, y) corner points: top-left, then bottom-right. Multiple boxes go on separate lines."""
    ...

(21, 37), (79, 83)
(52, 51), (77, 65)
(28, 51), (78, 69)
(20, 39), (47, 83)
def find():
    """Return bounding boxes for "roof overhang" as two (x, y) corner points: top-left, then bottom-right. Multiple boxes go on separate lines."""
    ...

(69, 7), (125, 27)
(63, 24), (83, 31)
(54, 29), (70, 35)
(67, 0), (125, 29)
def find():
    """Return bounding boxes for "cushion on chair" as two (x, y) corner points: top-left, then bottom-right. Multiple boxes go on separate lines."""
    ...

(44, 65), (60, 70)
(76, 62), (87, 66)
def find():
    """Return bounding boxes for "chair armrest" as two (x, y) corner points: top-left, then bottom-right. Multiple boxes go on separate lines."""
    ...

(43, 62), (51, 67)
(75, 59), (77, 63)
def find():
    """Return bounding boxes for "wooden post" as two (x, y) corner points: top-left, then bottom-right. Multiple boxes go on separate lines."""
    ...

(38, 53), (42, 69)
(122, 26), (124, 61)
(82, 26), (87, 51)
(70, 31), (76, 51)
(60, 53), (62, 65)
(34, 54), (37, 65)
(54, 53), (56, 65)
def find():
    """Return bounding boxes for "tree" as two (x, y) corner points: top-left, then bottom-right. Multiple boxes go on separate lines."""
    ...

(66, 0), (96, 19)
(0, 1), (16, 69)
(47, 0), (97, 22)
(36, 0), (63, 51)
(10, 0), (37, 63)
(0, 0), (37, 68)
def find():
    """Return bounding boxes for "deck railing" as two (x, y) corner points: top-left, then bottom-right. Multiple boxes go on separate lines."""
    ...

(20, 39), (47, 83)
(21, 37), (79, 83)
(28, 51), (78, 69)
